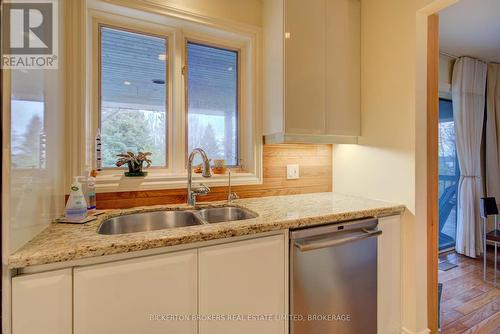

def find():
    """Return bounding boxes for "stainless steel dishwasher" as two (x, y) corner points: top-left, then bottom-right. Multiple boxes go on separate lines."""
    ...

(290, 217), (381, 334)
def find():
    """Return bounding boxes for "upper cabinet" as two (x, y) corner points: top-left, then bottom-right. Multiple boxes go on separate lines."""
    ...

(263, 0), (360, 144)
(284, 0), (327, 137)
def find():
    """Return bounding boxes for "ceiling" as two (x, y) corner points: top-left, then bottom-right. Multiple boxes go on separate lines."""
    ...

(440, 0), (500, 63)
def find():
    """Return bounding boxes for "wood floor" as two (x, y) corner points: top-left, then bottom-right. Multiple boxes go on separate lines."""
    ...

(439, 248), (500, 333)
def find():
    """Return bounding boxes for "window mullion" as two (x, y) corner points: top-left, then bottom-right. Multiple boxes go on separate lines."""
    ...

(171, 29), (186, 174)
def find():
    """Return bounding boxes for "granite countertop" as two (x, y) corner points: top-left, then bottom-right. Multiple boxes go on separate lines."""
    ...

(8, 192), (405, 269)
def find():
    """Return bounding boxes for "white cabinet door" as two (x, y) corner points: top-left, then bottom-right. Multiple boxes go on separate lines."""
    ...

(199, 234), (286, 334)
(74, 250), (197, 334)
(378, 215), (402, 334)
(12, 269), (72, 334)
(284, 0), (326, 135)
(263, 0), (360, 142)
(325, 0), (361, 136)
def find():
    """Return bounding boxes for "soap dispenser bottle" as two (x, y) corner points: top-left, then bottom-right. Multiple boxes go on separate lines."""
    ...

(65, 177), (88, 221)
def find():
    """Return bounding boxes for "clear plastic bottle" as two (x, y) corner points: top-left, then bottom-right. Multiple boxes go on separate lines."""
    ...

(78, 169), (96, 212)
(65, 177), (88, 221)
(87, 170), (97, 211)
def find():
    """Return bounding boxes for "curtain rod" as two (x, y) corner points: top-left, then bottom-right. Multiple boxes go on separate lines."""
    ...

(440, 51), (459, 59)
(439, 51), (499, 65)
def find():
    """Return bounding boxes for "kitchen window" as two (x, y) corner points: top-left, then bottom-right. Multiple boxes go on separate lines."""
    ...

(88, 9), (261, 192)
(99, 26), (168, 168)
(185, 41), (239, 166)
(97, 27), (242, 169)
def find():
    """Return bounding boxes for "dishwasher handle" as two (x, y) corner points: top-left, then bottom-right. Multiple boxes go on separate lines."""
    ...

(294, 228), (382, 252)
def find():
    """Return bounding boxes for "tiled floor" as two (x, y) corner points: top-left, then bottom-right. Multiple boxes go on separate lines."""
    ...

(439, 248), (500, 333)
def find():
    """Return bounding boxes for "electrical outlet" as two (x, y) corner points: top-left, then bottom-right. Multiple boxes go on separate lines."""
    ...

(287, 164), (299, 180)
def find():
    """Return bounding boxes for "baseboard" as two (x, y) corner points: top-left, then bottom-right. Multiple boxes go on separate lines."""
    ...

(402, 327), (431, 334)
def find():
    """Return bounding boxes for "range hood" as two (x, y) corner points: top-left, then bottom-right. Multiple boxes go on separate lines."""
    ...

(264, 133), (358, 145)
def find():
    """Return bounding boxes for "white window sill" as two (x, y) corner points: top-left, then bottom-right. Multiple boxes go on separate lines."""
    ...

(95, 171), (262, 193)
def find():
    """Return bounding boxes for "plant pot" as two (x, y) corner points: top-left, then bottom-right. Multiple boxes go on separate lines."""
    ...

(124, 161), (147, 177)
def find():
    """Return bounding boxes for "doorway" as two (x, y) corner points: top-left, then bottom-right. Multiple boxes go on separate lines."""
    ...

(430, 1), (500, 332)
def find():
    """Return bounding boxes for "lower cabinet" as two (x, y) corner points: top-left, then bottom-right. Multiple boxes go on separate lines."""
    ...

(377, 215), (402, 334)
(74, 249), (198, 334)
(199, 234), (286, 334)
(72, 234), (286, 334)
(12, 268), (72, 334)
(10, 226), (399, 334)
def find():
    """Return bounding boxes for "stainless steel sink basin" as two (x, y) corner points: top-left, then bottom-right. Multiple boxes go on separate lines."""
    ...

(98, 206), (259, 235)
(196, 206), (258, 224)
(98, 211), (204, 235)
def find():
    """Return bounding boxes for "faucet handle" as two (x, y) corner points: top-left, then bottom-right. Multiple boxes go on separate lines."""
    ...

(193, 183), (210, 195)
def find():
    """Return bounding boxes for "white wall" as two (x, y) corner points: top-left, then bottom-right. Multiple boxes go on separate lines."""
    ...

(3, 1), (66, 254)
(7, 71), (66, 253)
(333, 0), (457, 332)
(147, 0), (262, 27)
(2, 1), (66, 332)
(99, 0), (262, 28)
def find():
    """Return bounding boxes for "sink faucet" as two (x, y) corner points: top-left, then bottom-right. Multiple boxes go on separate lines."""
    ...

(187, 148), (212, 206)
(227, 169), (239, 204)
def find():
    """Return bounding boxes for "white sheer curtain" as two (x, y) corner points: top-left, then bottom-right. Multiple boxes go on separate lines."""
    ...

(486, 64), (500, 202)
(452, 57), (487, 258)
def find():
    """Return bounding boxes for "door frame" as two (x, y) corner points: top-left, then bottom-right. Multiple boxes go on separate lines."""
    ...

(426, 13), (440, 334)
(421, 3), (459, 332)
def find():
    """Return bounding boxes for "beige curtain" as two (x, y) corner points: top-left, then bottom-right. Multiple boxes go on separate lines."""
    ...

(486, 64), (500, 203)
(452, 57), (487, 258)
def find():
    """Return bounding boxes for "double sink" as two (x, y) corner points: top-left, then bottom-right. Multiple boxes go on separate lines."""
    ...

(98, 206), (258, 235)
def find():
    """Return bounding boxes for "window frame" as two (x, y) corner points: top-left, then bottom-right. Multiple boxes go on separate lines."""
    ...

(97, 23), (171, 169)
(85, 5), (262, 193)
(183, 38), (242, 168)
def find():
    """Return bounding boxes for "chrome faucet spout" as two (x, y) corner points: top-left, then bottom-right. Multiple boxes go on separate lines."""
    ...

(187, 148), (212, 206)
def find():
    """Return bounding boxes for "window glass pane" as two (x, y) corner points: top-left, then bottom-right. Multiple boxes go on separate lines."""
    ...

(100, 27), (167, 168)
(187, 42), (238, 166)
(438, 99), (459, 251)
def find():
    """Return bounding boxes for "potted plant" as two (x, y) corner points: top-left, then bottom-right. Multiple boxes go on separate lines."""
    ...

(116, 151), (152, 177)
